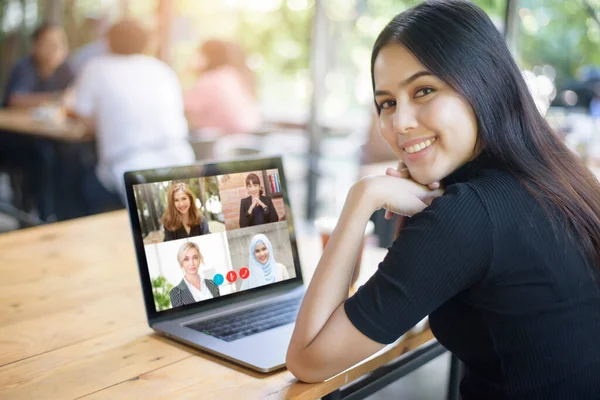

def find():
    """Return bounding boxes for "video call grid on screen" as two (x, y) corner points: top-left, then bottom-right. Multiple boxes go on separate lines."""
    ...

(131, 166), (298, 314)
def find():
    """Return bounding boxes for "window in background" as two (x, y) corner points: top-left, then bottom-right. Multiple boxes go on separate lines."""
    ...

(309, 0), (508, 219)
(0, 0), (39, 94)
(170, 0), (314, 124)
(69, 0), (158, 52)
(315, 0), (506, 132)
(518, 0), (600, 91)
(514, 0), (600, 167)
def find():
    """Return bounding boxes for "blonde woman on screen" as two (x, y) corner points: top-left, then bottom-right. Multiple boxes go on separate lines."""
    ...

(170, 242), (219, 307)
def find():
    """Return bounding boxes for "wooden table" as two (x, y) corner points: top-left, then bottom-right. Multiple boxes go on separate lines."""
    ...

(0, 211), (437, 399)
(0, 108), (91, 142)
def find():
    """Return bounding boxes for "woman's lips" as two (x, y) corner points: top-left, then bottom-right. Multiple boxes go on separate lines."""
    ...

(403, 139), (435, 163)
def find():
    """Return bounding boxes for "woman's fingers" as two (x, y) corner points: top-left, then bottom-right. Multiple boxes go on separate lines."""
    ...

(382, 161), (442, 218)
(384, 166), (404, 219)
(386, 167), (410, 179)
(385, 167), (401, 177)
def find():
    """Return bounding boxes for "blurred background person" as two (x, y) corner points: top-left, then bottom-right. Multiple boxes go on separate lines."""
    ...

(2, 23), (73, 108)
(184, 39), (261, 135)
(0, 22), (77, 222)
(170, 241), (220, 307)
(240, 234), (289, 290)
(71, 19), (195, 209)
(161, 182), (210, 241)
(69, 13), (110, 76)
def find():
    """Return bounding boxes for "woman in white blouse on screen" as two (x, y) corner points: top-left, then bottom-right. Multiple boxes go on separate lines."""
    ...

(170, 242), (220, 307)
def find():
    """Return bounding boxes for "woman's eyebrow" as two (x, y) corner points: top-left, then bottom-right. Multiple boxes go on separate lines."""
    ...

(374, 70), (433, 96)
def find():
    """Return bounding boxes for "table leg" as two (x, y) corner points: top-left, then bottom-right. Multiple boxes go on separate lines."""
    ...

(0, 202), (44, 227)
(34, 139), (57, 221)
(323, 340), (446, 400)
(446, 353), (464, 400)
(322, 390), (342, 400)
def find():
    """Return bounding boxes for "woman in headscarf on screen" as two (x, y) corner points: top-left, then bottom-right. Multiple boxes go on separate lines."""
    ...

(240, 234), (290, 290)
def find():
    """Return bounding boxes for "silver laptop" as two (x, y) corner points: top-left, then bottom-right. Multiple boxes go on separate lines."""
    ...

(124, 156), (305, 372)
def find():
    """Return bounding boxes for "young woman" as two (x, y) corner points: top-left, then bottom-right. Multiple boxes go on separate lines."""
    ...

(286, 1), (600, 398)
(169, 241), (219, 307)
(238, 173), (279, 228)
(162, 182), (210, 241)
(240, 234), (290, 290)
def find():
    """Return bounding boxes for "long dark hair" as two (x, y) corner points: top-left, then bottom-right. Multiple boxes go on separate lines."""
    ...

(372, 0), (600, 269)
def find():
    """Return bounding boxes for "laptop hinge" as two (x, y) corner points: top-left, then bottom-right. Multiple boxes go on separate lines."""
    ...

(148, 280), (304, 326)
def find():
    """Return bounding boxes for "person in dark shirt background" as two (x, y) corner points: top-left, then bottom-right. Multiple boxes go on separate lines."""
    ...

(2, 23), (74, 108)
(0, 23), (77, 221)
(161, 182), (210, 241)
(286, 1), (600, 398)
(238, 173), (278, 228)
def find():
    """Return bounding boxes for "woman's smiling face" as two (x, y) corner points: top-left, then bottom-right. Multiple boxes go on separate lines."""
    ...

(173, 189), (191, 215)
(247, 181), (260, 198)
(254, 242), (270, 264)
(373, 44), (479, 185)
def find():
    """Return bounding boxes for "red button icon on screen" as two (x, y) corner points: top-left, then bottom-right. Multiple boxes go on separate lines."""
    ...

(226, 271), (237, 283)
(239, 267), (250, 279)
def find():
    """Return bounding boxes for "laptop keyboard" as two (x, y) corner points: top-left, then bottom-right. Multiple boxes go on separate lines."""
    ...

(186, 295), (303, 342)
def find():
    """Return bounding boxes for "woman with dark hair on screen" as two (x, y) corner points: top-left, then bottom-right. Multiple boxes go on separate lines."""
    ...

(286, 1), (600, 398)
(170, 242), (219, 307)
(239, 173), (279, 228)
(162, 182), (210, 241)
(240, 234), (290, 290)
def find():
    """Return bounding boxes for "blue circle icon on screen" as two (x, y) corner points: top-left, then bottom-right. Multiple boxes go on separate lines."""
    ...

(213, 274), (224, 286)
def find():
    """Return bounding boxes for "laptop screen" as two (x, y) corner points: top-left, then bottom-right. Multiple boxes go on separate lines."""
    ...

(125, 158), (300, 316)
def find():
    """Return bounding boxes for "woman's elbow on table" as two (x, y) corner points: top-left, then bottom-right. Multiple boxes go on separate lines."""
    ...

(285, 351), (331, 383)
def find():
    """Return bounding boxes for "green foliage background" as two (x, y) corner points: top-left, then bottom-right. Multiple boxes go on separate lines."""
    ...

(152, 275), (173, 311)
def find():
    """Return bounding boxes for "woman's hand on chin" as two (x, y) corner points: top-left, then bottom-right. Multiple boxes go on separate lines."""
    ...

(380, 161), (443, 219)
(353, 173), (444, 218)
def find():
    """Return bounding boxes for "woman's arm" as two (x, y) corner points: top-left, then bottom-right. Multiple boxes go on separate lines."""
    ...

(286, 176), (443, 382)
(266, 197), (279, 223)
(7, 92), (61, 108)
(200, 217), (210, 235)
(163, 228), (175, 242)
(239, 198), (251, 228)
(206, 279), (220, 297)
(286, 180), (383, 382)
(170, 287), (182, 307)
